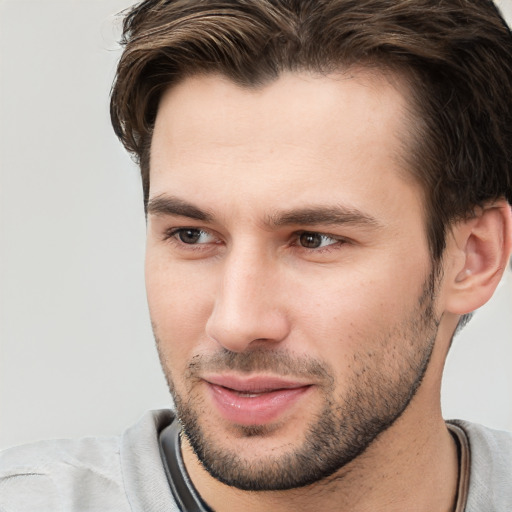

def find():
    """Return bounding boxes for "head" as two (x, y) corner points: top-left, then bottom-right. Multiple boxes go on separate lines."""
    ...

(110, 0), (512, 492)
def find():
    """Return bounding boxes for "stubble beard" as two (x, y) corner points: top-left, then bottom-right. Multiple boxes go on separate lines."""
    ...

(155, 272), (440, 491)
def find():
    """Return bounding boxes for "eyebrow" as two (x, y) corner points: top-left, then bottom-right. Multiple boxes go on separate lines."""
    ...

(267, 206), (381, 229)
(147, 195), (213, 222)
(147, 194), (381, 229)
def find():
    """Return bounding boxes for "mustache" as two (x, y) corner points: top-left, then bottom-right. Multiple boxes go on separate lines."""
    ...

(184, 348), (334, 383)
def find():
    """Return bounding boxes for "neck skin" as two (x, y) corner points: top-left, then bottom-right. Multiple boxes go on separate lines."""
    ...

(181, 318), (460, 512)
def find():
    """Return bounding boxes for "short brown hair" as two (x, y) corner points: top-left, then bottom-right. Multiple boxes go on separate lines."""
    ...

(110, 0), (512, 261)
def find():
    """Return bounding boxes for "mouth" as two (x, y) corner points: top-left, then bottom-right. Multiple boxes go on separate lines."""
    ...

(203, 374), (313, 426)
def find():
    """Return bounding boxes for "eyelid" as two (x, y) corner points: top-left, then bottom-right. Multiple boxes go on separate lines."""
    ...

(291, 230), (351, 254)
(294, 230), (347, 243)
(163, 227), (218, 244)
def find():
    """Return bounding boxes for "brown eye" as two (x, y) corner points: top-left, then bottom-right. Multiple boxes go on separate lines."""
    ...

(297, 232), (340, 250)
(177, 229), (203, 244)
(299, 232), (324, 248)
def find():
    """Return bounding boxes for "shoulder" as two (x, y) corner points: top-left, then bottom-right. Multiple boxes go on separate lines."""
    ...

(448, 419), (512, 512)
(0, 409), (177, 512)
(0, 434), (127, 511)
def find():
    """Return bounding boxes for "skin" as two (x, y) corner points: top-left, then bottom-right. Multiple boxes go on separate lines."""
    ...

(145, 71), (510, 511)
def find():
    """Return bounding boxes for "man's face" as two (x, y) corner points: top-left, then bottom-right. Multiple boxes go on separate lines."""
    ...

(146, 72), (441, 490)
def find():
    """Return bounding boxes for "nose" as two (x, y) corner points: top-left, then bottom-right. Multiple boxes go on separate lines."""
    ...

(205, 248), (290, 352)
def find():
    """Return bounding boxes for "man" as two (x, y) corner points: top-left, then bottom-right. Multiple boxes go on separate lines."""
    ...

(1, 0), (512, 510)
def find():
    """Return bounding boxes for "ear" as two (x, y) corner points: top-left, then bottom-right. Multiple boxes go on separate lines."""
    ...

(443, 200), (512, 315)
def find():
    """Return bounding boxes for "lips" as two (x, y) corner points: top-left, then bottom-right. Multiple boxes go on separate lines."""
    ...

(203, 375), (312, 426)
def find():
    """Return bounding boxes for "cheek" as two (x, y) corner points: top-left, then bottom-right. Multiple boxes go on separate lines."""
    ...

(291, 270), (392, 326)
(145, 256), (215, 362)
(290, 269), (421, 357)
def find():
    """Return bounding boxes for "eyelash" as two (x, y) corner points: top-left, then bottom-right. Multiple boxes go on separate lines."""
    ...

(163, 227), (349, 255)
(163, 228), (217, 251)
(291, 231), (347, 252)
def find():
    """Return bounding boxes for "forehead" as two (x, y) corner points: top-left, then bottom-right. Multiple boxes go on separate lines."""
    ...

(149, 71), (422, 223)
(153, 70), (411, 155)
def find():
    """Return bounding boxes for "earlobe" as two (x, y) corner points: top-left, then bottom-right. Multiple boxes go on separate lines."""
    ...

(445, 201), (512, 315)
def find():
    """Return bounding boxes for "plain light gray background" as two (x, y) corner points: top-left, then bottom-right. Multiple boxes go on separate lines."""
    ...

(0, 0), (511, 450)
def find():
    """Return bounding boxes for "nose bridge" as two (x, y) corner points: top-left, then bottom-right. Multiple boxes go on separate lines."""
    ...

(205, 242), (289, 351)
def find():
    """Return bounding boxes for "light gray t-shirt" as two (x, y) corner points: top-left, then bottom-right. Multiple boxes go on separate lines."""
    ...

(0, 409), (177, 512)
(1, 410), (511, 511)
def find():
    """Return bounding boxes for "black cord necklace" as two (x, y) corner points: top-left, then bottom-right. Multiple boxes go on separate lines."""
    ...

(159, 420), (213, 512)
